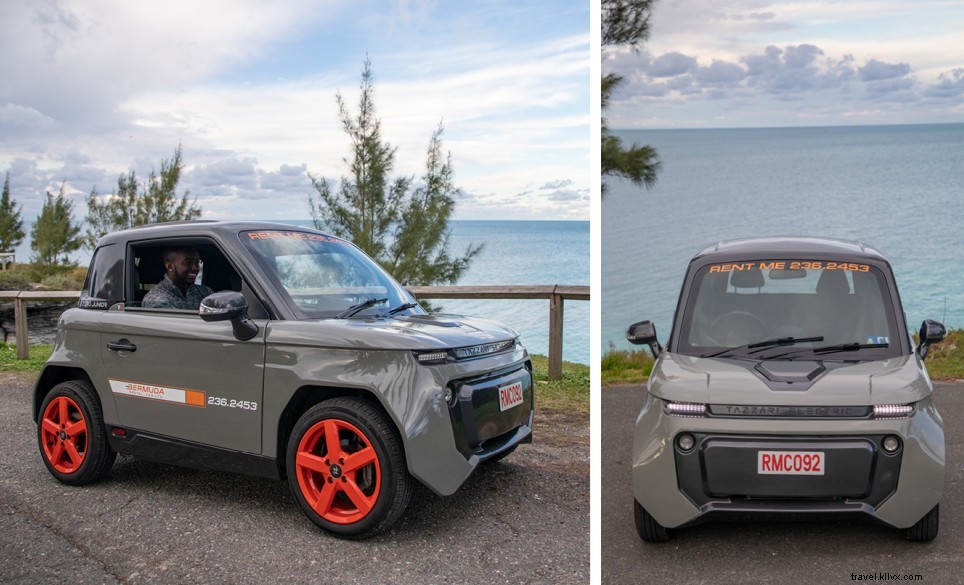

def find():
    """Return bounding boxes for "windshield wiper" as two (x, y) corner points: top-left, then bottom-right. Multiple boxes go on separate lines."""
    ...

(701, 336), (824, 359)
(381, 302), (418, 318)
(759, 342), (889, 360)
(334, 297), (388, 319)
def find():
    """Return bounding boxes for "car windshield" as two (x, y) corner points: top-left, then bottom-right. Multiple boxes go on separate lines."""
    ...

(241, 230), (419, 319)
(677, 260), (901, 359)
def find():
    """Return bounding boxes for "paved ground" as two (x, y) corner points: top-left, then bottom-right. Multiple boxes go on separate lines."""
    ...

(1, 373), (588, 585)
(603, 382), (964, 584)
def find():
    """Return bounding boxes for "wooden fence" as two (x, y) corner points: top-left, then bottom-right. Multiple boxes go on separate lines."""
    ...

(4, 285), (589, 380)
(1, 291), (81, 361)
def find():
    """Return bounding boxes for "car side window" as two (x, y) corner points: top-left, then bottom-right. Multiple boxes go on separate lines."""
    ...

(126, 240), (240, 313)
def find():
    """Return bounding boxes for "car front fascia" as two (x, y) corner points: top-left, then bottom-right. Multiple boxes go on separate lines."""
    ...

(633, 352), (945, 530)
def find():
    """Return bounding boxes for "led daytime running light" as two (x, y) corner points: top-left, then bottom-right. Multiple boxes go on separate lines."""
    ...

(873, 404), (913, 418)
(417, 351), (448, 364)
(666, 402), (707, 417)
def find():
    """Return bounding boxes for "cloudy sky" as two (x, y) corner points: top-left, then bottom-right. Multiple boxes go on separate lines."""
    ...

(0, 0), (589, 229)
(604, 0), (964, 128)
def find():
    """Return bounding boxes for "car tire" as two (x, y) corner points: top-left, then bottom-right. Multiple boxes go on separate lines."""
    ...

(37, 380), (116, 485)
(286, 397), (413, 539)
(634, 499), (671, 542)
(905, 504), (939, 542)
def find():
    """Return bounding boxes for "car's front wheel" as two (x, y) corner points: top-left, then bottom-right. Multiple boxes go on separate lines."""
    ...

(286, 397), (412, 539)
(905, 504), (939, 542)
(634, 499), (671, 542)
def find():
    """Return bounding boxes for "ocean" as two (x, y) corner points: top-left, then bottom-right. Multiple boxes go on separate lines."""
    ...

(602, 123), (964, 353)
(443, 220), (589, 364)
(12, 219), (589, 364)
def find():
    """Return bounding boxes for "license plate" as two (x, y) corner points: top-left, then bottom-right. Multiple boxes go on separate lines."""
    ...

(498, 381), (524, 411)
(757, 450), (825, 475)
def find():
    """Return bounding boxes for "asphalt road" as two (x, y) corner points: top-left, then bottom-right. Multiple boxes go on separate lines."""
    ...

(602, 382), (964, 584)
(0, 373), (588, 585)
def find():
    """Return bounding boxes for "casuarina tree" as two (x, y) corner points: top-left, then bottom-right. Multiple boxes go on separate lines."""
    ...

(0, 172), (26, 253)
(309, 59), (481, 286)
(31, 182), (83, 269)
(602, 0), (661, 195)
(85, 145), (201, 248)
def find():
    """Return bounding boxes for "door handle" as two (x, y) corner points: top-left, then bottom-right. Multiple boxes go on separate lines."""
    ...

(106, 341), (137, 353)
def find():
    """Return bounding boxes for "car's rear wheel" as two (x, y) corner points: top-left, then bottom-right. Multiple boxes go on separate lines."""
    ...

(286, 397), (412, 539)
(905, 504), (939, 542)
(634, 499), (671, 542)
(37, 380), (116, 485)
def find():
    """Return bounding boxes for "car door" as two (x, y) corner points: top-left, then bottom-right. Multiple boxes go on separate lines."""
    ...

(99, 308), (266, 454)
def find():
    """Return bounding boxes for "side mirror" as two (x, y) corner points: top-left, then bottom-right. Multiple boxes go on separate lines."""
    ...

(917, 319), (946, 360)
(200, 291), (259, 341)
(627, 320), (662, 358)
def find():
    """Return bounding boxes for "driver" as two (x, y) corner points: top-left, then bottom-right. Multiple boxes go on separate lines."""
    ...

(142, 247), (214, 310)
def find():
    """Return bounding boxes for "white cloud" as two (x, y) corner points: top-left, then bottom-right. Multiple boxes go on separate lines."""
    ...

(0, 1), (588, 225)
(605, 0), (964, 129)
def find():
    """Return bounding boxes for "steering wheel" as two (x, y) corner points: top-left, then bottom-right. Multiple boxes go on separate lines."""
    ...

(707, 311), (768, 347)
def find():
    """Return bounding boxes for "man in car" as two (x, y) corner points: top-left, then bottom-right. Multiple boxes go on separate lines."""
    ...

(142, 247), (214, 310)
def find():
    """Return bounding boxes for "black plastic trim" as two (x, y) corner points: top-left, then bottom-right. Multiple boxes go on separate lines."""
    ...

(447, 363), (534, 459)
(108, 427), (281, 480)
(675, 433), (901, 509)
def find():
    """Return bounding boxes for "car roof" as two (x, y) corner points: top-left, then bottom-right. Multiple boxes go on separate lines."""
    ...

(95, 220), (332, 247)
(692, 236), (888, 262)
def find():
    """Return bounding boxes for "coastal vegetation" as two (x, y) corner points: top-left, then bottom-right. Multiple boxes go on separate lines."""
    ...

(85, 145), (200, 249)
(0, 172), (26, 253)
(601, 0), (661, 195)
(0, 263), (86, 291)
(602, 334), (964, 384)
(308, 60), (481, 289)
(29, 184), (83, 275)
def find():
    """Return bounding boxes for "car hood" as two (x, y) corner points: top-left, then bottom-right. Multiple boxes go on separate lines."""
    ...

(265, 313), (520, 351)
(648, 352), (932, 406)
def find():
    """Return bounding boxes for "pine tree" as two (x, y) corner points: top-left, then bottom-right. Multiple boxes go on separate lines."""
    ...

(0, 172), (26, 252)
(85, 145), (201, 248)
(309, 60), (481, 286)
(31, 182), (82, 269)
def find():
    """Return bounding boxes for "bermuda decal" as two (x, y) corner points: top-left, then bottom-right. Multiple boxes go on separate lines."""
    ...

(109, 379), (206, 407)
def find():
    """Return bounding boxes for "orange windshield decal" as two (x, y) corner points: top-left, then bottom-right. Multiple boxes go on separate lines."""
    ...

(246, 231), (344, 244)
(709, 261), (870, 273)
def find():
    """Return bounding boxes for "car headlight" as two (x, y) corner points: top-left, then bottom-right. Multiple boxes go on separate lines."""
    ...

(665, 401), (707, 417)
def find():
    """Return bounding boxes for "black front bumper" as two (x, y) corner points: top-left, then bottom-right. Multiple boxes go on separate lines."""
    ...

(675, 434), (902, 510)
(447, 363), (534, 460)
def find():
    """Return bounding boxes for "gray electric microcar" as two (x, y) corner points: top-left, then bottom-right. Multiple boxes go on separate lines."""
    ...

(627, 237), (946, 542)
(34, 221), (533, 539)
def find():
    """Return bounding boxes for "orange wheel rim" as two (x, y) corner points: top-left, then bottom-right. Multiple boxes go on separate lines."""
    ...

(295, 419), (381, 525)
(40, 396), (88, 474)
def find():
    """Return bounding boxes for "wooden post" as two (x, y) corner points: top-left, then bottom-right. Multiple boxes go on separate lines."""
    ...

(548, 290), (564, 380)
(14, 296), (29, 360)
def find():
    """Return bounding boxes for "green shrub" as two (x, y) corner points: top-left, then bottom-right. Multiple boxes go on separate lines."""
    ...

(0, 269), (32, 290)
(40, 272), (83, 290)
(919, 329), (964, 381)
(601, 343), (655, 385)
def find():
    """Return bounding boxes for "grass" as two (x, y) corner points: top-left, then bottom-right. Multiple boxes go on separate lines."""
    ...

(601, 343), (654, 386)
(601, 330), (964, 384)
(917, 329), (964, 381)
(528, 354), (590, 414)
(0, 342), (53, 373)
(0, 345), (590, 413)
